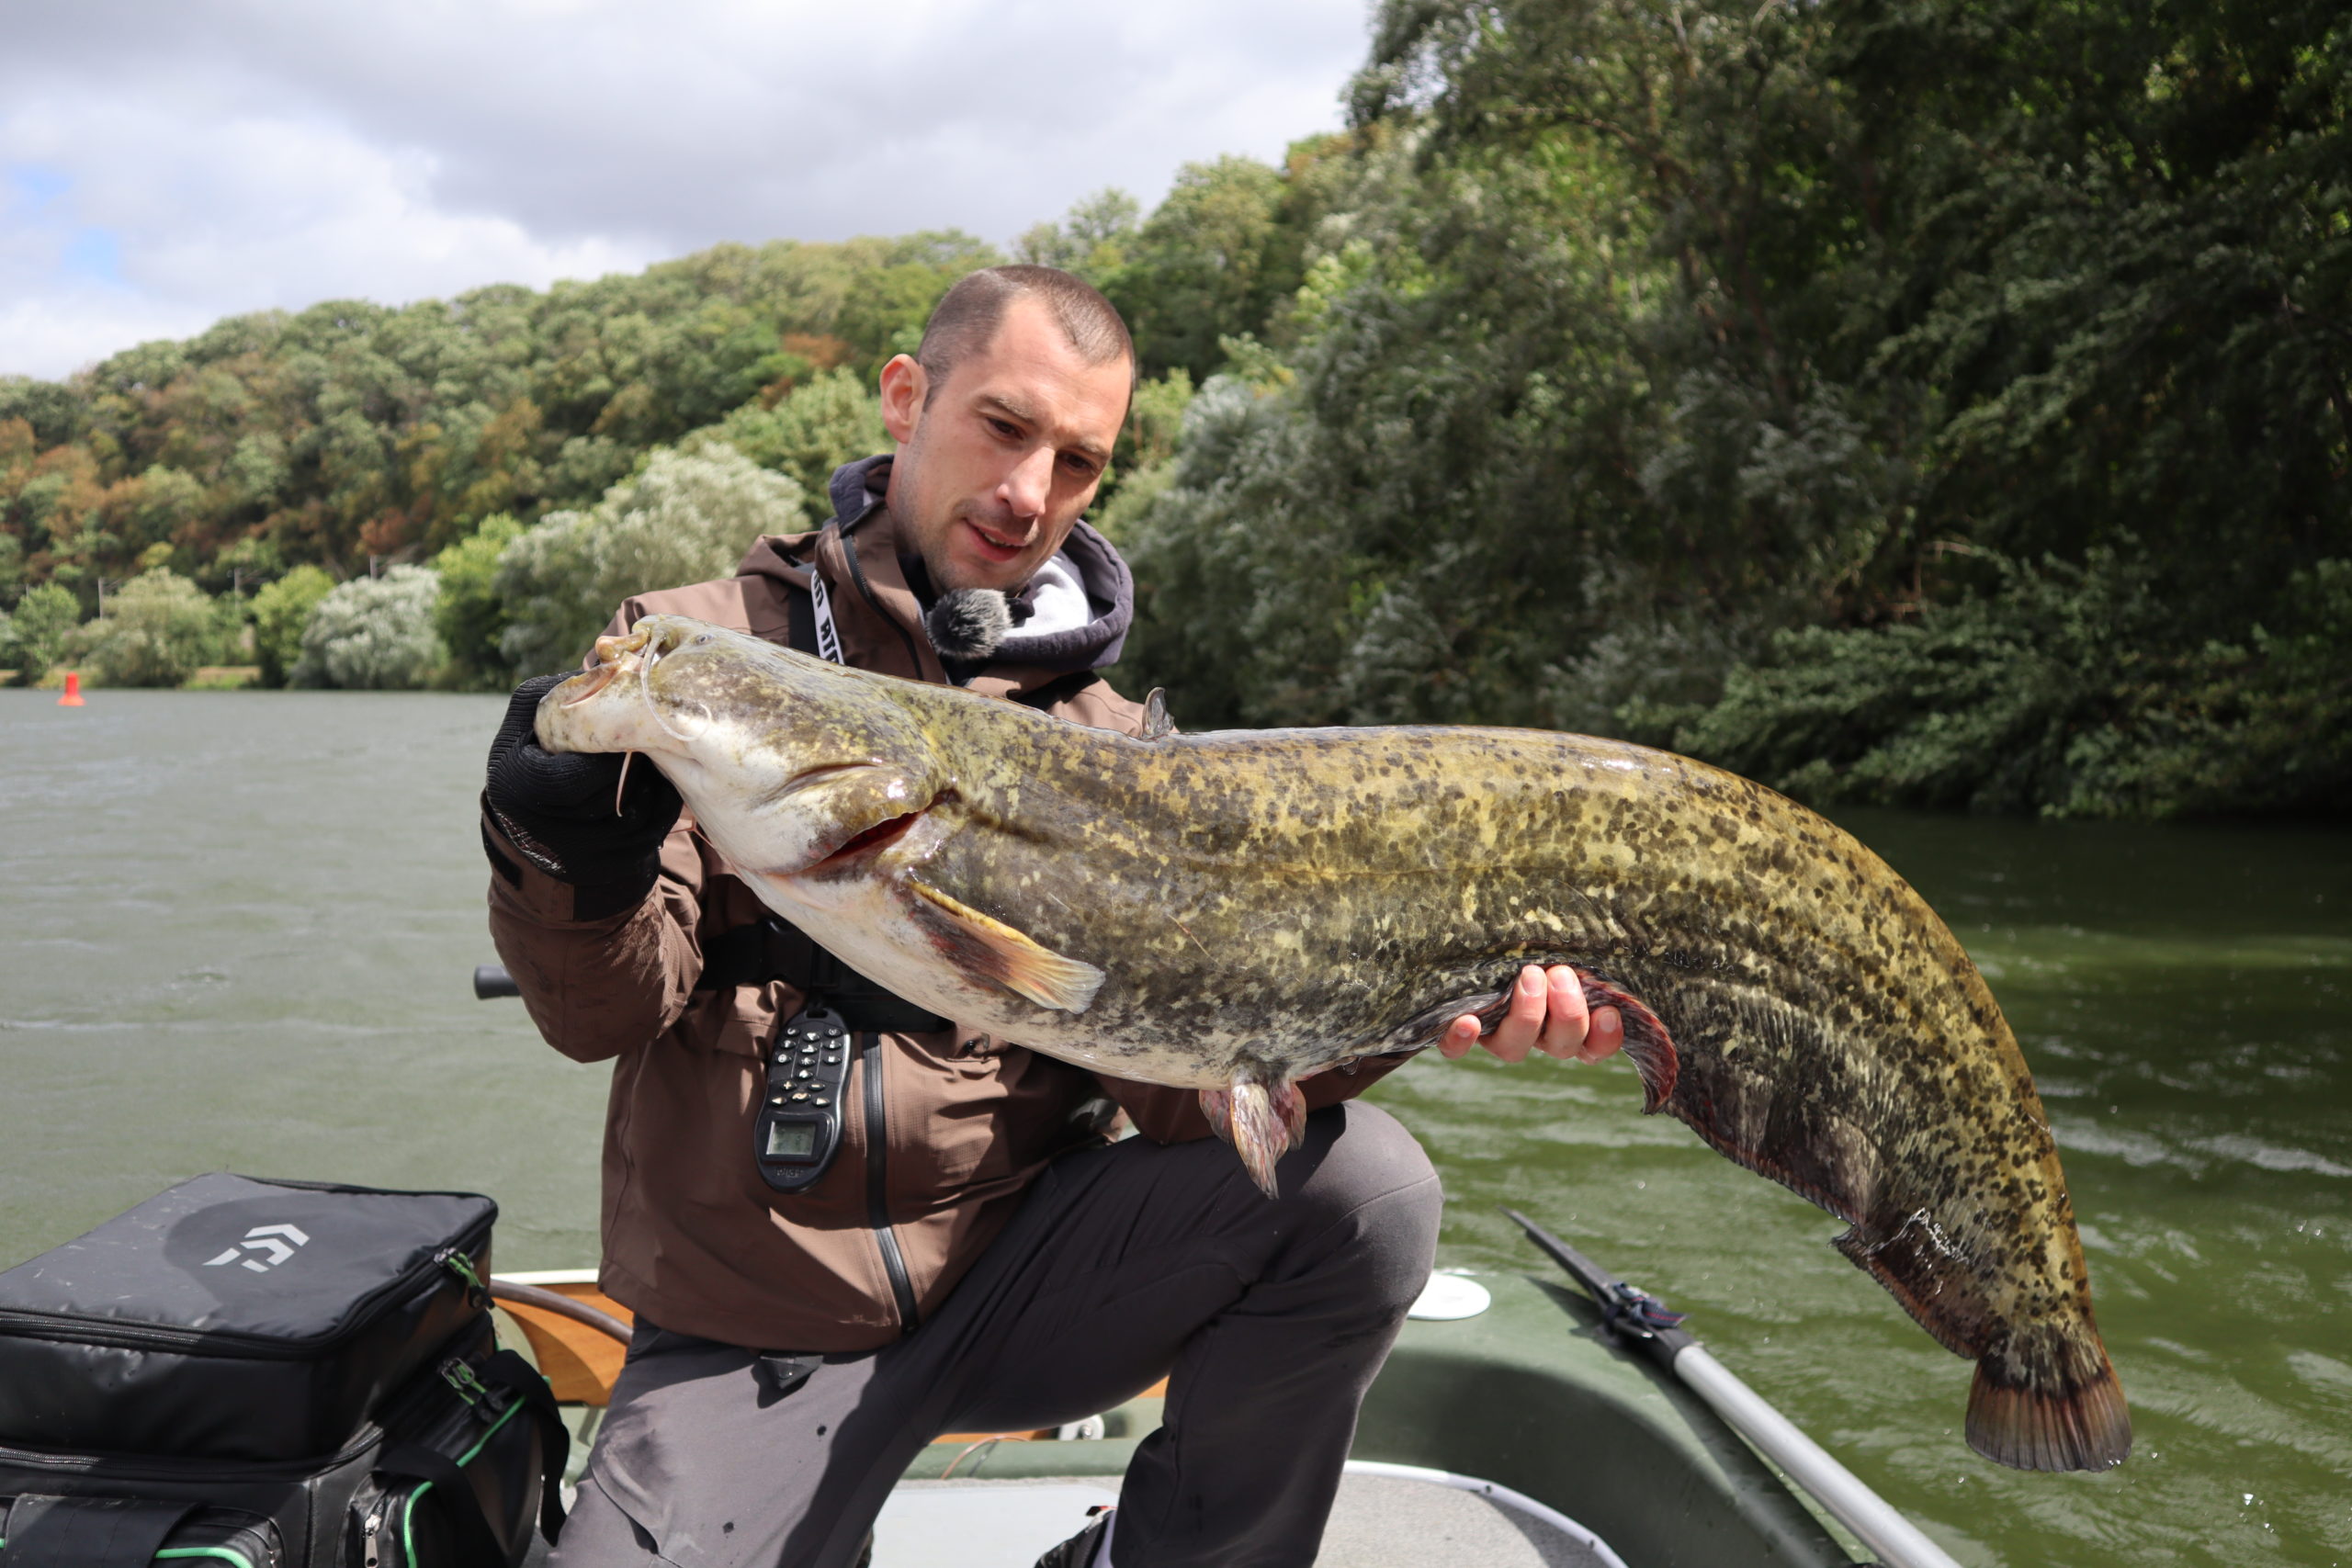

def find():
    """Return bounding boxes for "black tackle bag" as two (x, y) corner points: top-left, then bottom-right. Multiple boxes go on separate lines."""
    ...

(0, 1175), (567, 1568)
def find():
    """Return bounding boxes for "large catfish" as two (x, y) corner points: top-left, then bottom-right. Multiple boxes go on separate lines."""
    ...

(539, 614), (2130, 1472)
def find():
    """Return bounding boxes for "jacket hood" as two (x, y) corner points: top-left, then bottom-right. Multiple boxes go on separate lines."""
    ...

(796, 454), (1132, 674)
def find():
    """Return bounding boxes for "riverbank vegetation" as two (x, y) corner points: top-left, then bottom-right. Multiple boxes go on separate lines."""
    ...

(4, 0), (2344, 818)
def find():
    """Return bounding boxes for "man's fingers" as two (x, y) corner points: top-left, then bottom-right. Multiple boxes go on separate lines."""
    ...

(1448, 966), (1625, 1068)
(1535, 965), (1591, 1059)
(1581, 1005), (1625, 1063)
(1439, 1014), (1480, 1060)
(1478, 965), (1546, 1064)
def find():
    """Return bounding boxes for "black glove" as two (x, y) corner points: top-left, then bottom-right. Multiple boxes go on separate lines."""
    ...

(484, 673), (683, 891)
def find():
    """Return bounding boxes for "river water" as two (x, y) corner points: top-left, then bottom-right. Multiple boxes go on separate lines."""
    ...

(3, 690), (2346, 1566)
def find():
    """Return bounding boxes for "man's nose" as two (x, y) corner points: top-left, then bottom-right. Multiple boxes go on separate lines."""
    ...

(1000, 445), (1056, 518)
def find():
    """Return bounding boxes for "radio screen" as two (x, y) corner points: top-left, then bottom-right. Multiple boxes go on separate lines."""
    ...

(764, 1121), (818, 1159)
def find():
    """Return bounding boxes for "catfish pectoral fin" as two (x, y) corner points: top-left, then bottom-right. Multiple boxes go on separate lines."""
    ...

(1205, 1076), (1306, 1198)
(907, 877), (1104, 1013)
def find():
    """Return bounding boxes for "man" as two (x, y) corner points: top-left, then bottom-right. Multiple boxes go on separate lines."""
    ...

(481, 266), (1622, 1568)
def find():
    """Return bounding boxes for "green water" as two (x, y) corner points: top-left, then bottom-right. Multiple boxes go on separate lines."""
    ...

(3, 690), (2346, 1565)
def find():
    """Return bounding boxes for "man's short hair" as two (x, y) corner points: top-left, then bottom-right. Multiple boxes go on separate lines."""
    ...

(915, 266), (1136, 403)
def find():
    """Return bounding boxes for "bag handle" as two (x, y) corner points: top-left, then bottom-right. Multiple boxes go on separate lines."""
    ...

(377, 1350), (571, 1562)
(3, 1495), (198, 1568)
(375, 1443), (511, 1567)
(479, 1349), (571, 1545)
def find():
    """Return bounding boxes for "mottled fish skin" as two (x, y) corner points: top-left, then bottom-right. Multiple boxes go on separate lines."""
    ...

(539, 616), (2131, 1472)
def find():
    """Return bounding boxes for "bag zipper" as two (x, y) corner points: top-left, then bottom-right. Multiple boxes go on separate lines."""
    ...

(0, 1416), (386, 1480)
(0, 1320), (498, 1481)
(860, 1034), (920, 1332)
(0, 1219), (492, 1359)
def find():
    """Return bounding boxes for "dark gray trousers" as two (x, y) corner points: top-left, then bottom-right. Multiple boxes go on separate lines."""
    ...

(551, 1101), (1442, 1568)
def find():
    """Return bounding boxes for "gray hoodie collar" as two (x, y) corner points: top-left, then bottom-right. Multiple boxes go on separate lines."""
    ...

(824, 455), (1132, 674)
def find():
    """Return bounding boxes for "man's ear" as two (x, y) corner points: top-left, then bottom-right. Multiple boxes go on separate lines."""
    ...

(878, 354), (927, 445)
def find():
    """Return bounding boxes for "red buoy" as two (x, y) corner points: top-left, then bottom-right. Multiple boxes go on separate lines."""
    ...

(56, 671), (85, 706)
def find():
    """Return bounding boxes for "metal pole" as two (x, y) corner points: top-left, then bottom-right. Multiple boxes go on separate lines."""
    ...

(1503, 1209), (1962, 1568)
(1668, 1344), (1962, 1568)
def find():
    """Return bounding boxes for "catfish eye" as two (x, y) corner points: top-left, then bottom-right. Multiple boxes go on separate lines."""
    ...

(693, 634), (713, 647)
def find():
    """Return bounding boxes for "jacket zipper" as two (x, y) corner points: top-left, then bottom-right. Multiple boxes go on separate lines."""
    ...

(0, 1224), (492, 1358)
(860, 1033), (920, 1332)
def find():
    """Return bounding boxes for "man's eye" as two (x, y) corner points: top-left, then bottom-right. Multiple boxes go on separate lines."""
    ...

(988, 418), (1022, 440)
(1060, 454), (1099, 478)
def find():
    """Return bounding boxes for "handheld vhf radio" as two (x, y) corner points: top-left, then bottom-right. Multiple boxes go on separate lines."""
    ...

(753, 1004), (854, 1193)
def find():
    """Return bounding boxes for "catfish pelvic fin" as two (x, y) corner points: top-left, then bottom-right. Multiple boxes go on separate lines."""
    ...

(907, 878), (1104, 1014)
(1140, 688), (1178, 740)
(1203, 1074), (1306, 1198)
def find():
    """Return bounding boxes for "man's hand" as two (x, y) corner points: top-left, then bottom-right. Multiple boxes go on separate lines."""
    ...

(1438, 964), (1623, 1065)
(484, 673), (683, 886)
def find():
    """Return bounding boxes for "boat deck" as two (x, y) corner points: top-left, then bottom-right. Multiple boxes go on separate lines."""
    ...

(505, 1269), (1868, 1568)
(876, 1469), (1616, 1567)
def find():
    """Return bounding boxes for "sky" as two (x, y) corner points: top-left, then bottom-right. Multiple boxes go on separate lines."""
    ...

(0, 0), (1374, 381)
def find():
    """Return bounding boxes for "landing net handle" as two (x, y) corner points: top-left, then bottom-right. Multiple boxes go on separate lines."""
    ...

(1501, 1208), (1961, 1568)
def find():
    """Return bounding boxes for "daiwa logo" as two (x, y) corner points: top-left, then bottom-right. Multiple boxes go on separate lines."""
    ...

(204, 1224), (311, 1273)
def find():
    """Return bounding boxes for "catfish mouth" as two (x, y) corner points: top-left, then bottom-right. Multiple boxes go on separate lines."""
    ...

(562, 626), (660, 706)
(805, 810), (923, 875)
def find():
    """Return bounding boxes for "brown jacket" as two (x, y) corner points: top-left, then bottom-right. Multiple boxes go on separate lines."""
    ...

(486, 467), (1409, 1351)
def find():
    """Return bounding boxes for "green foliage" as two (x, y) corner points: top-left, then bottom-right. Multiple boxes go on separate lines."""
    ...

(1094, 368), (1197, 536)
(71, 570), (232, 687)
(1015, 188), (1143, 282)
(685, 368), (890, 501)
(0, 27), (2340, 816)
(1103, 157), (1312, 383)
(2, 582), (80, 683)
(1680, 554), (2352, 818)
(0, 233), (996, 598)
(1113, 0), (2349, 817)
(291, 566), (447, 690)
(248, 565), (336, 688)
(495, 444), (808, 678)
(431, 513), (526, 691)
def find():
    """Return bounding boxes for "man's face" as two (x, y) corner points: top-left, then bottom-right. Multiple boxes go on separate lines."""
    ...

(880, 296), (1131, 595)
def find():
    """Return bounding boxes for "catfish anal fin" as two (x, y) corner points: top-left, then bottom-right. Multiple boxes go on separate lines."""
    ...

(907, 878), (1104, 1014)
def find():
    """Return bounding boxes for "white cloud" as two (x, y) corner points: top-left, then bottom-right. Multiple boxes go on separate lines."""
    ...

(0, 0), (1371, 378)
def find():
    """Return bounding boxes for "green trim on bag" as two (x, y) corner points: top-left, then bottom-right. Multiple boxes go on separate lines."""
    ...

(401, 1395), (526, 1563)
(0, 1536), (259, 1568)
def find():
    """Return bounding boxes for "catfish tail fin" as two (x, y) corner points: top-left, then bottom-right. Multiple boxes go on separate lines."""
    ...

(1967, 1321), (2132, 1472)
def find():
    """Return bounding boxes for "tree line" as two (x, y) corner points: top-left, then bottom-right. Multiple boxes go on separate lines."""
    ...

(4, 0), (2345, 817)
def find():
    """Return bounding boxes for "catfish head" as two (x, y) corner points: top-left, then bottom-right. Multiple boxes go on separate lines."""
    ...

(535, 615), (950, 903)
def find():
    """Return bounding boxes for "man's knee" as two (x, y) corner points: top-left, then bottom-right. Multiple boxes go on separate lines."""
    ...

(1283, 1101), (1442, 1298)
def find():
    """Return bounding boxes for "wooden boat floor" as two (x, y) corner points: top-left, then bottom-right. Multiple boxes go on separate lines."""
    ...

(873, 1472), (1614, 1568)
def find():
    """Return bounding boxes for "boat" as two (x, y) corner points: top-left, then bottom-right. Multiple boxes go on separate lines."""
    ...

(491, 1213), (1957, 1568)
